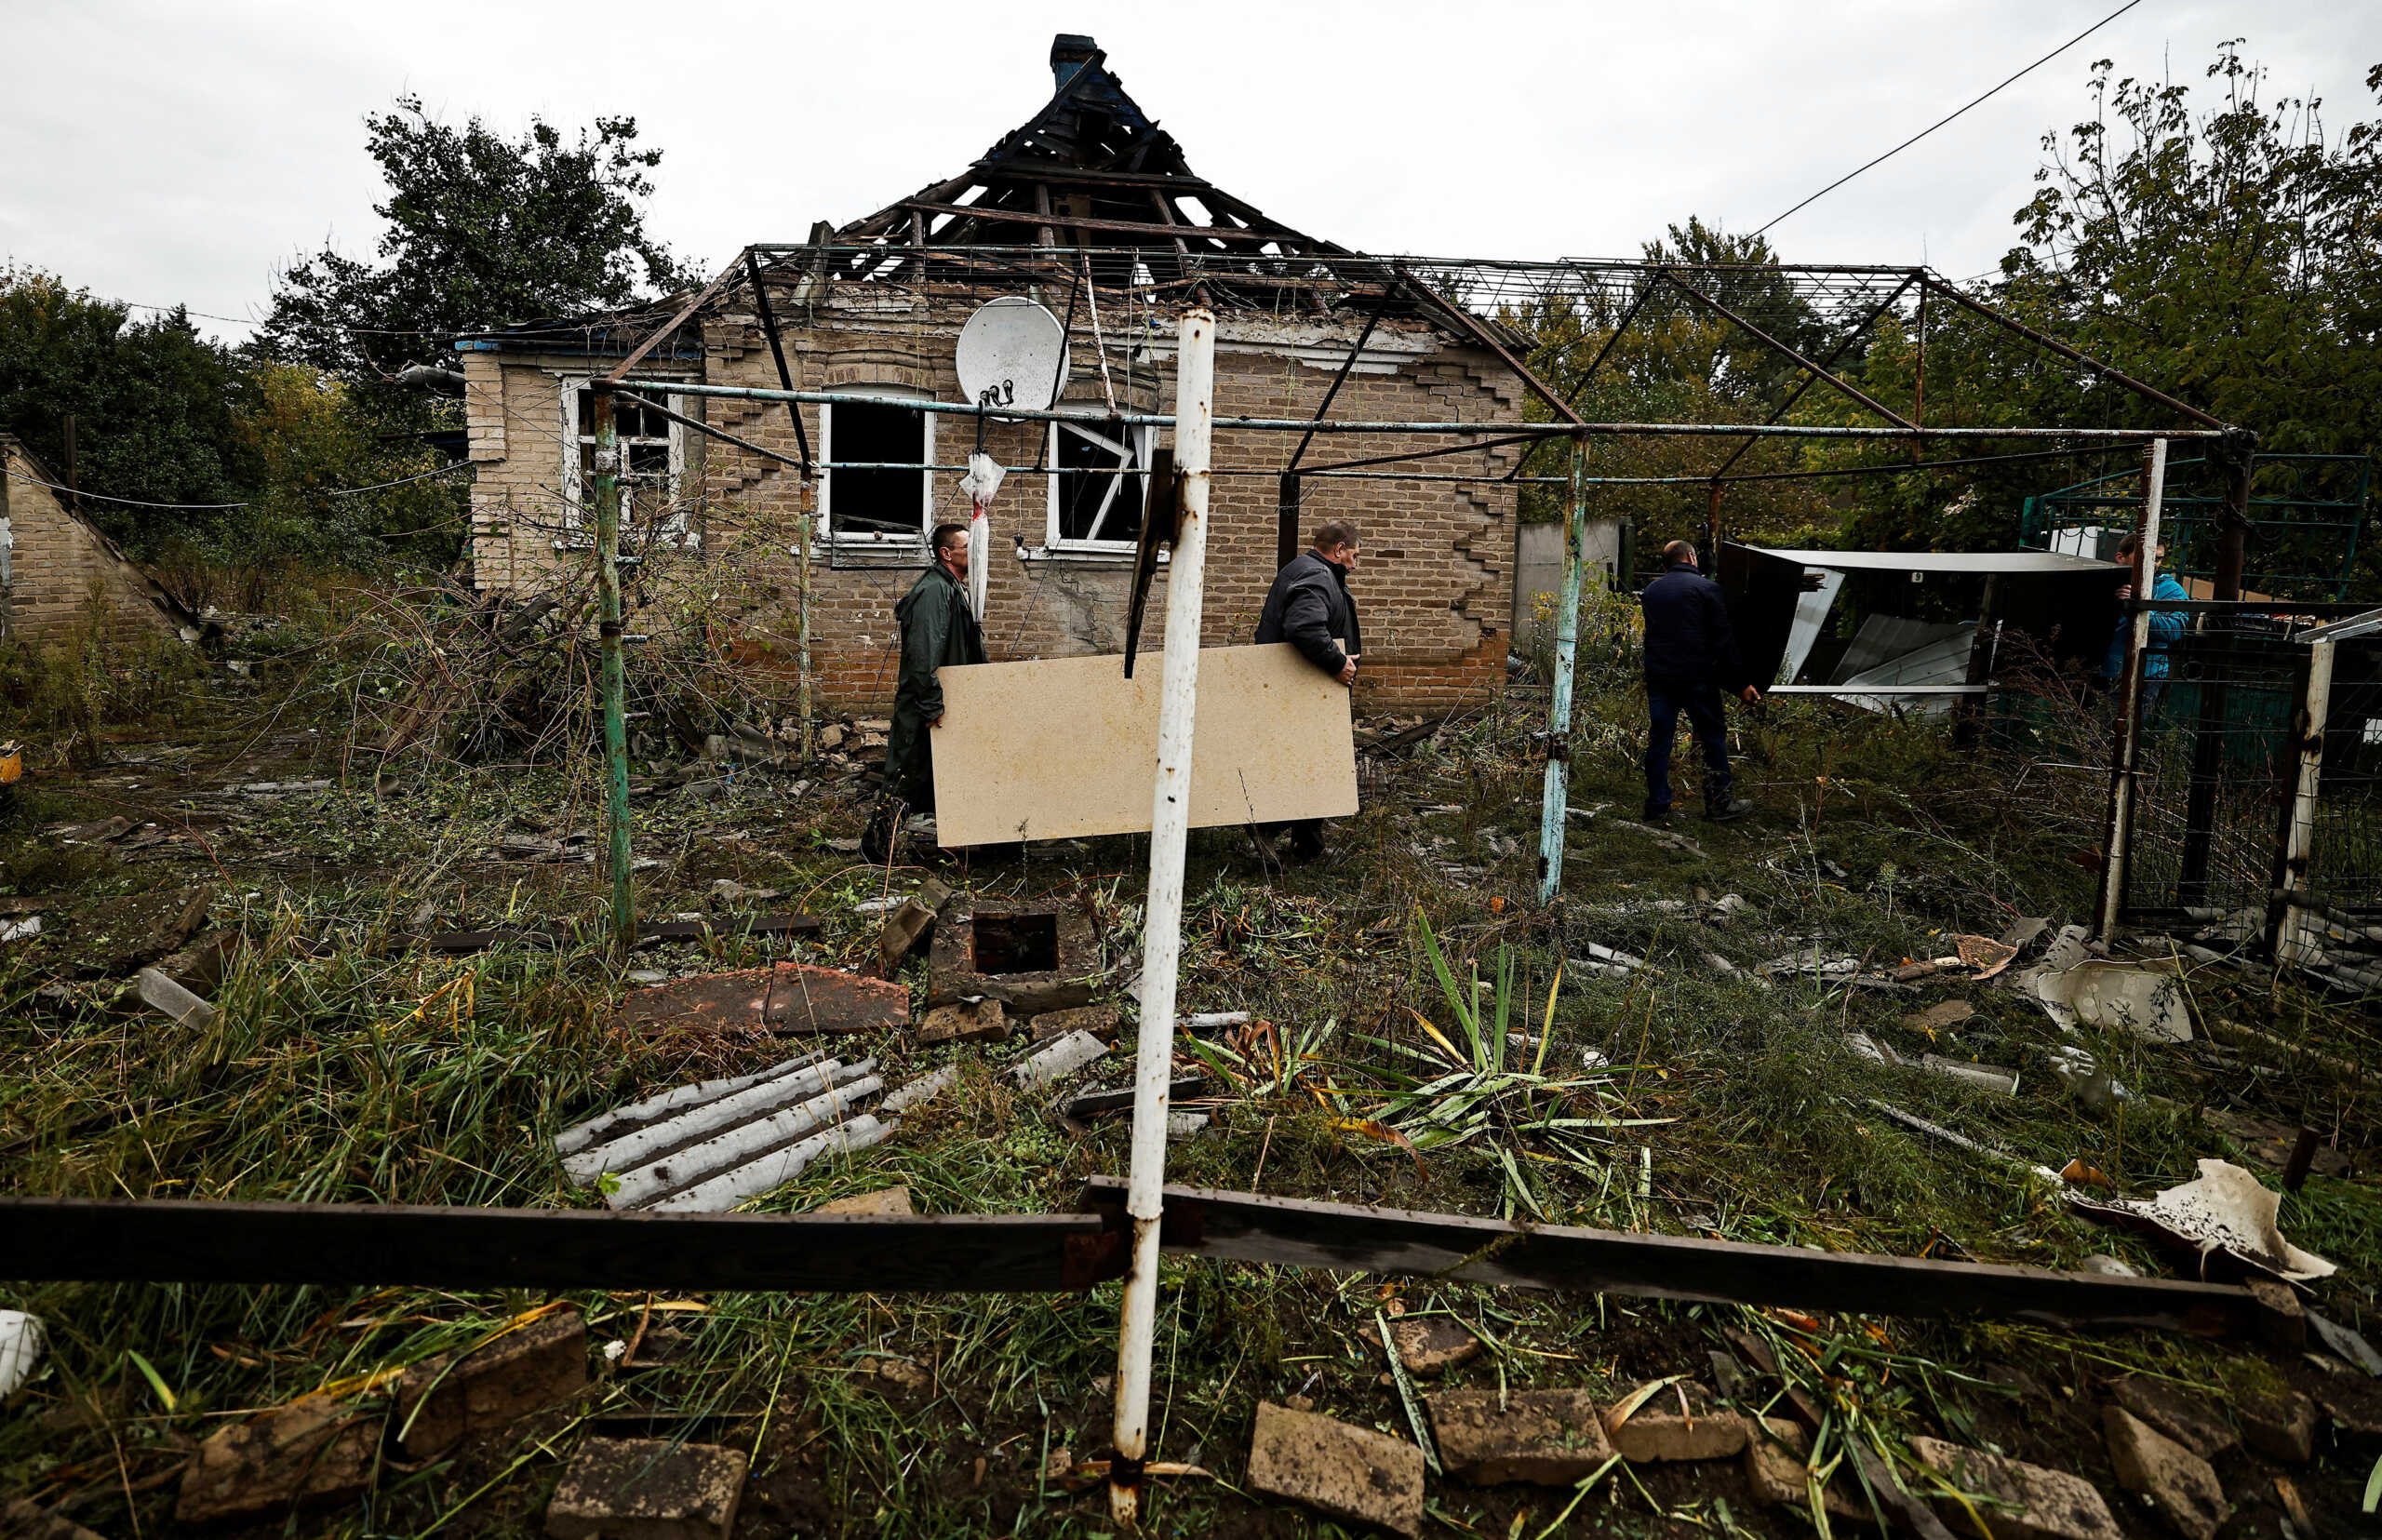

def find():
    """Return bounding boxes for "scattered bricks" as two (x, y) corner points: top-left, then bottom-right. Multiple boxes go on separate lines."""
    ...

(1245, 1400), (1425, 1537)
(175, 1393), (381, 1523)
(2109, 1375), (2238, 1460)
(813, 1185), (913, 1215)
(544, 1437), (747, 1540)
(1429, 1389), (1613, 1485)
(2239, 1386), (2316, 1465)
(1908, 1436), (2123, 1540)
(2245, 1278), (2306, 1349)
(917, 998), (1008, 1045)
(1029, 1003), (1121, 1042)
(395, 1310), (588, 1458)
(877, 877), (951, 977)
(1742, 1417), (1864, 1518)
(1385, 1317), (1479, 1376)
(2, 1496), (106, 1540)
(929, 901), (1098, 1016)
(1608, 1399), (1748, 1465)
(2103, 1405), (2227, 1540)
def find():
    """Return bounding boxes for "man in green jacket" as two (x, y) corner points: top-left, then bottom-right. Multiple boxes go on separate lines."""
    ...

(865, 523), (985, 862)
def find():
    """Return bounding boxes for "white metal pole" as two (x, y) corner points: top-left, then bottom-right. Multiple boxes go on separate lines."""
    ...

(1536, 440), (1587, 905)
(2096, 437), (2165, 940)
(2274, 636), (2335, 965)
(1109, 307), (1215, 1529)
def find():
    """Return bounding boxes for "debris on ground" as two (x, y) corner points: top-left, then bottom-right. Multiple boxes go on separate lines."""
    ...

(876, 877), (952, 976)
(1907, 1436), (2122, 1540)
(1245, 1400), (1424, 1537)
(175, 1393), (382, 1523)
(543, 1437), (748, 1540)
(2034, 957), (2195, 1041)
(1428, 1388), (1613, 1485)
(618, 962), (910, 1036)
(2104, 1404), (2227, 1540)
(395, 1308), (587, 1457)
(930, 900), (1099, 1015)
(125, 966), (216, 1028)
(1010, 1028), (1110, 1088)
(2067, 1158), (2337, 1281)
(559, 1053), (897, 1212)
(0, 1310), (45, 1396)
(916, 997), (1007, 1044)
(812, 1185), (913, 1215)
(0, 1497), (104, 1540)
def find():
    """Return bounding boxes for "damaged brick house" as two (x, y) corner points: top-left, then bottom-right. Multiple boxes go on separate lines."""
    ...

(458, 35), (1523, 713)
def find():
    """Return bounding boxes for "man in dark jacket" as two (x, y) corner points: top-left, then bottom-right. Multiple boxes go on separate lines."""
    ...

(1252, 519), (1361, 861)
(1639, 541), (1759, 823)
(865, 522), (986, 862)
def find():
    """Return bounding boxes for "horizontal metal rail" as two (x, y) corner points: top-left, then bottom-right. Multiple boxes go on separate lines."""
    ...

(622, 379), (2224, 441)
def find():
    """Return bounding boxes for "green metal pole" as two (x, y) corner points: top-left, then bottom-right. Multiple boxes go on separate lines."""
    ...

(590, 385), (636, 954)
(1536, 439), (1588, 906)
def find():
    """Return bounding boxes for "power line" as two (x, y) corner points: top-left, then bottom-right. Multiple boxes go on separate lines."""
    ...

(1754, 0), (2149, 237)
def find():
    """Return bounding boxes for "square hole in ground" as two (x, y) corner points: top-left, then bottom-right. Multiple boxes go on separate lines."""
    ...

(972, 912), (1060, 974)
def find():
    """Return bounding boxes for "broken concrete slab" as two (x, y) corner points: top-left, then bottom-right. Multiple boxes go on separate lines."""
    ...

(2103, 1405), (2226, 1540)
(2240, 1386), (2316, 1464)
(1245, 1400), (1424, 1537)
(1743, 1418), (1864, 1518)
(1608, 1410), (1748, 1464)
(555, 1052), (828, 1158)
(1428, 1389), (1613, 1485)
(916, 998), (1008, 1045)
(1907, 1435), (2121, 1540)
(813, 1185), (913, 1215)
(395, 1310), (588, 1458)
(2109, 1375), (2237, 1461)
(544, 1437), (747, 1540)
(1010, 1029), (1109, 1088)
(1030, 1003), (1121, 1042)
(929, 901), (1098, 1016)
(175, 1393), (381, 1523)
(619, 963), (910, 1037)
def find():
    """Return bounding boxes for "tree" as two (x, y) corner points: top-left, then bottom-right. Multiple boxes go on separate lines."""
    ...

(258, 97), (705, 378)
(0, 267), (256, 551)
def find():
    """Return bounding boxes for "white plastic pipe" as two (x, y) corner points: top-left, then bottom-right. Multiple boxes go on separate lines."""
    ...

(1111, 308), (1215, 1528)
(2097, 438), (2165, 940)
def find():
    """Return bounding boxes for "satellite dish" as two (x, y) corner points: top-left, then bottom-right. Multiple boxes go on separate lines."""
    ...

(956, 296), (1070, 415)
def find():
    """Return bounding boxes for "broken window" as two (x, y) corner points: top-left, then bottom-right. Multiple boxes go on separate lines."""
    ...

(823, 398), (935, 543)
(563, 382), (689, 544)
(1048, 420), (1149, 551)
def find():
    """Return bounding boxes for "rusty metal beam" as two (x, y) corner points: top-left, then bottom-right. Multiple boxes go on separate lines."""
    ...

(1284, 300), (1387, 474)
(1706, 273), (1921, 480)
(1917, 276), (2227, 430)
(1660, 269), (1916, 431)
(902, 200), (1282, 246)
(1392, 265), (1587, 432)
(743, 251), (813, 475)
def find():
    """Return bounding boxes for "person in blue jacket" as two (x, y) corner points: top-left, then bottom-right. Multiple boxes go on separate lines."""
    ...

(1639, 541), (1760, 823)
(2100, 531), (2189, 720)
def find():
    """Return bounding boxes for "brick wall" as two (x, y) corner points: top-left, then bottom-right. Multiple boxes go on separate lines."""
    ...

(0, 437), (186, 645)
(466, 292), (1521, 712)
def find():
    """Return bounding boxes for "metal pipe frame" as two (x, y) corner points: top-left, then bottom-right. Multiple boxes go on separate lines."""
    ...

(587, 385), (636, 954)
(2265, 637), (2336, 963)
(1706, 274), (1922, 480)
(1659, 268), (1916, 431)
(2096, 438), (2168, 940)
(622, 379), (2223, 441)
(1535, 443), (1590, 905)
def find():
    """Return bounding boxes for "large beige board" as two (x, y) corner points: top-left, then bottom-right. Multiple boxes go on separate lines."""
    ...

(930, 643), (1357, 846)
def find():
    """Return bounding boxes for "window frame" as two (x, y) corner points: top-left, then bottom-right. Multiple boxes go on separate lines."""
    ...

(559, 377), (690, 545)
(821, 393), (938, 546)
(1045, 418), (1156, 554)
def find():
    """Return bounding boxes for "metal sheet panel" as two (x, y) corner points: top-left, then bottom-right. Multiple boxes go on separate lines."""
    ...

(1747, 545), (2109, 575)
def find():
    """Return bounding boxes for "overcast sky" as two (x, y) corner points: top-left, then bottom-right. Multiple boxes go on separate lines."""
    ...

(5, 2), (2377, 347)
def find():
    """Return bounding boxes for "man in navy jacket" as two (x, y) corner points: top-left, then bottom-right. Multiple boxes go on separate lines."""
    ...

(1639, 541), (1759, 822)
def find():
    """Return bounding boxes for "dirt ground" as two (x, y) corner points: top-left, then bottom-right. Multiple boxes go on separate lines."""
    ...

(3, 649), (2378, 1538)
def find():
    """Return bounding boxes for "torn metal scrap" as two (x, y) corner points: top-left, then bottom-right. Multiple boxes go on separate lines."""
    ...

(619, 963), (911, 1036)
(1061, 1076), (1202, 1120)
(2067, 1158), (2336, 1284)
